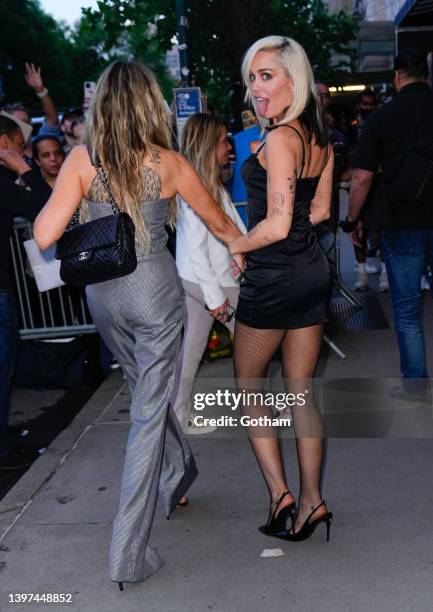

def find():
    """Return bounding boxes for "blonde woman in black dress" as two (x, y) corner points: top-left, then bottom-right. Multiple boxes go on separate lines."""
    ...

(229, 37), (334, 541)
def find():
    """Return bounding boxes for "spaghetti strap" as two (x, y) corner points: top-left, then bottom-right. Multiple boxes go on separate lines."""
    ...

(86, 145), (102, 168)
(267, 124), (306, 179)
(255, 139), (267, 155)
(87, 144), (95, 166)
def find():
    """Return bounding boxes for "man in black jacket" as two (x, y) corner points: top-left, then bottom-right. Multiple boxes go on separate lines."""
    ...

(344, 48), (433, 401)
(0, 116), (49, 463)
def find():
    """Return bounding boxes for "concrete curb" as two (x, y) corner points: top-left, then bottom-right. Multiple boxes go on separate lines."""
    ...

(0, 370), (125, 537)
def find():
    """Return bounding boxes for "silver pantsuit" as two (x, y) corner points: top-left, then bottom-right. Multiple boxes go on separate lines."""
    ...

(85, 198), (197, 583)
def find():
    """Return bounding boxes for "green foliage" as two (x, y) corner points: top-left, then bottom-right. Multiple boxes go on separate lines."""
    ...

(0, 0), (358, 120)
(179, 0), (358, 116)
(0, 0), (106, 110)
(78, 0), (358, 118)
(79, 0), (175, 98)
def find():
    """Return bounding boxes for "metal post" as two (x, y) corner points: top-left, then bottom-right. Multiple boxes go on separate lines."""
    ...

(176, 0), (191, 86)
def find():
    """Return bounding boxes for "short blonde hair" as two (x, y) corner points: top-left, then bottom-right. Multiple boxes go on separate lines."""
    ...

(242, 35), (322, 132)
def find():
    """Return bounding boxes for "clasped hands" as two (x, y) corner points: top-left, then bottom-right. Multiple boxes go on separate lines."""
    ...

(207, 251), (245, 324)
(208, 298), (233, 324)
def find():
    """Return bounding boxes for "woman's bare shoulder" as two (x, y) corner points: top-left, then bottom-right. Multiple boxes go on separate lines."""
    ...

(65, 144), (90, 165)
(146, 147), (194, 197)
(145, 146), (187, 172)
(266, 123), (303, 151)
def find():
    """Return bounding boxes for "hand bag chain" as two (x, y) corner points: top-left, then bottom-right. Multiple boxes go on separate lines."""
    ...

(67, 161), (120, 229)
(97, 164), (121, 216)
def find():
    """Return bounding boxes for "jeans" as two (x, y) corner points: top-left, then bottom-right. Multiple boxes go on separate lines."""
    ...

(380, 228), (433, 395)
(0, 289), (19, 456)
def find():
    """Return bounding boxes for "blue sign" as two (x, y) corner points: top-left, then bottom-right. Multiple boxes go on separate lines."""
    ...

(228, 125), (262, 203)
(174, 88), (202, 118)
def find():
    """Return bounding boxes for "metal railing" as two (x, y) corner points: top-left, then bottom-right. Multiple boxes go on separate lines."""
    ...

(10, 219), (96, 339)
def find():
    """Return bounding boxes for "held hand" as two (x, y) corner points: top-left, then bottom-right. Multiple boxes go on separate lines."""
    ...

(209, 299), (229, 323)
(231, 252), (245, 275)
(349, 221), (364, 247)
(0, 149), (30, 174)
(230, 259), (242, 279)
(24, 62), (44, 93)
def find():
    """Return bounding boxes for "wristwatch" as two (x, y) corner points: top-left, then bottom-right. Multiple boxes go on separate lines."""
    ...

(339, 215), (358, 233)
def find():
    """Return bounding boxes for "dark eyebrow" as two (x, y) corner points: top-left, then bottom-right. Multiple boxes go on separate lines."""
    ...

(249, 67), (275, 76)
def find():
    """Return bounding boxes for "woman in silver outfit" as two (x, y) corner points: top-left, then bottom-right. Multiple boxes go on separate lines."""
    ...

(34, 61), (243, 588)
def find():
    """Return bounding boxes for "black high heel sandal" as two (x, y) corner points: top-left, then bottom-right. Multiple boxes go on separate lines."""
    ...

(279, 500), (333, 542)
(166, 495), (190, 519)
(259, 491), (297, 536)
(118, 582), (124, 591)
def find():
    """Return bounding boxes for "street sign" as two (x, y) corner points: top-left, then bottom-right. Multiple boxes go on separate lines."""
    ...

(173, 87), (203, 147)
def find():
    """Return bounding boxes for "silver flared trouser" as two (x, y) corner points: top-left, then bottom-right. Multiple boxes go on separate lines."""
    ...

(86, 248), (198, 583)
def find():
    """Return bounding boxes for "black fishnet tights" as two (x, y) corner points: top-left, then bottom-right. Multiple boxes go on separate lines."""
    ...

(233, 321), (327, 529)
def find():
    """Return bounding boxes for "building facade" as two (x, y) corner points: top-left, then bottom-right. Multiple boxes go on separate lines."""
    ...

(326, 0), (406, 73)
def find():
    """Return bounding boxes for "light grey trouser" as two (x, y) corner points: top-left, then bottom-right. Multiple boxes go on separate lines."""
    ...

(171, 279), (239, 430)
(86, 251), (198, 583)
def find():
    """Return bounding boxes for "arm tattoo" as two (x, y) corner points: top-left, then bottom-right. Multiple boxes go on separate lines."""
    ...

(287, 173), (296, 193)
(270, 206), (283, 218)
(151, 150), (161, 163)
(272, 192), (285, 205)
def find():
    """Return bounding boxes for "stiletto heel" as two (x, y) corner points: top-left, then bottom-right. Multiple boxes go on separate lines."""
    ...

(277, 500), (333, 542)
(326, 515), (332, 542)
(118, 582), (124, 592)
(259, 491), (297, 536)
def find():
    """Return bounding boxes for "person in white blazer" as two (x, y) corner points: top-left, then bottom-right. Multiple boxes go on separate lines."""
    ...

(172, 113), (246, 438)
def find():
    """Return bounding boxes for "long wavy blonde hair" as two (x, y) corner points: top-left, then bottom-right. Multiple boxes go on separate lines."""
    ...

(180, 113), (227, 209)
(86, 60), (174, 244)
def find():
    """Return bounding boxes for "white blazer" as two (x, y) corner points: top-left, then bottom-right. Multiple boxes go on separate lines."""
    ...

(176, 189), (247, 309)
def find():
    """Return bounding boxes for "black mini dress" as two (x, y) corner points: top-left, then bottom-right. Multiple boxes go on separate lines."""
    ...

(236, 125), (331, 330)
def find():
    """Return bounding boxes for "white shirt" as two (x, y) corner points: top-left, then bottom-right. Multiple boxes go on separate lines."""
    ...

(176, 189), (247, 309)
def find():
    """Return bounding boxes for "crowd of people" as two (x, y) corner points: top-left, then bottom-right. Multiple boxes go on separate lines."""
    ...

(0, 40), (432, 589)
(316, 82), (390, 291)
(0, 63), (87, 465)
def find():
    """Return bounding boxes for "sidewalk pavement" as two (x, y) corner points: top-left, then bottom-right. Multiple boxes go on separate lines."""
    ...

(1, 186), (432, 611)
(1, 295), (433, 612)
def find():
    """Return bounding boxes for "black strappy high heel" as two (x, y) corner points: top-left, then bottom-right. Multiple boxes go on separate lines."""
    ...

(279, 500), (333, 542)
(259, 491), (297, 536)
(118, 582), (124, 591)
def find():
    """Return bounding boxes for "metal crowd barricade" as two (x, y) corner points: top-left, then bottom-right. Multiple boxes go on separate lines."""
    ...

(10, 219), (96, 339)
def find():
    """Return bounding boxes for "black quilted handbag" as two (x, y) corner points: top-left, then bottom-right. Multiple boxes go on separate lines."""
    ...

(55, 157), (137, 286)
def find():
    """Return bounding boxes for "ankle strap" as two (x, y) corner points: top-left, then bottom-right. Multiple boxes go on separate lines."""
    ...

(276, 491), (291, 506)
(306, 500), (326, 521)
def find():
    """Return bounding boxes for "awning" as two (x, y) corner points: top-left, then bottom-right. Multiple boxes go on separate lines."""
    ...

(395, 0), (433, 27)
